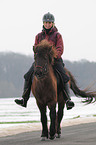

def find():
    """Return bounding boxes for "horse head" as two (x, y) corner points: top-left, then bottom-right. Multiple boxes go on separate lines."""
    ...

(33, 40), (57, 79)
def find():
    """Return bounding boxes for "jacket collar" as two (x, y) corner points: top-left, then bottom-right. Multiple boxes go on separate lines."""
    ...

(42, 26), (58, 34)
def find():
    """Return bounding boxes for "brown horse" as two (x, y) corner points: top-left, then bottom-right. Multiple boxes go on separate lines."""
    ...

(32, 40), (96, 140)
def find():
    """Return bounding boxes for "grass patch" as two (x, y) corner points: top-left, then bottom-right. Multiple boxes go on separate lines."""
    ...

(0, 121), (40, 124)
(93, 115), (96, 117)
(73, 115), (80, 119)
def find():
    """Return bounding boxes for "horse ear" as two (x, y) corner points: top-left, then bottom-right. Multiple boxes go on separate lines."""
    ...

(48, 46), (53, 63)
(33, 46), (36, 53)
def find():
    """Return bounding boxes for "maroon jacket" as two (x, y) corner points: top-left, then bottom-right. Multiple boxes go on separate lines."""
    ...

(34, 26), (64, 59)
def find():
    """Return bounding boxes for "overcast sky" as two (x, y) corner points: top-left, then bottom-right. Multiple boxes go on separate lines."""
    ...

(0, 0), (96, 62)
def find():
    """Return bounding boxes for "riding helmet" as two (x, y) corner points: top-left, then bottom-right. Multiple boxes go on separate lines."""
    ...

(43, 12), (55, 23)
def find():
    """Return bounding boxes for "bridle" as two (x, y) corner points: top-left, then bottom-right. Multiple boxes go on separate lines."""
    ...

(34, 63), (49, 79)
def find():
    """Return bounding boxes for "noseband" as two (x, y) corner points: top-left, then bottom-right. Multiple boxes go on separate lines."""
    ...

(35, 63), (49, 79)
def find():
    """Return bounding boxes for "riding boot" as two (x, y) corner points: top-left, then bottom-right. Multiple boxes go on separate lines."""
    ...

(14, 80), (32, 107)
(63, 83), (75, 110)
(15, 63), (34, 107)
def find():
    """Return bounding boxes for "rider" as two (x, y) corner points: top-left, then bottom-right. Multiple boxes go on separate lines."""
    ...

(15, 12), (75, 110)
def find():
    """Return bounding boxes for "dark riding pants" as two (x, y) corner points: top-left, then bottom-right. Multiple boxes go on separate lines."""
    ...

(24, 62), (34, 82)
(53, 58), (69, 84)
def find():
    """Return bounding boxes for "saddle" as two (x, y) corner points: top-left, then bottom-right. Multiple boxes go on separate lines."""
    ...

(54, 68), (69, 96)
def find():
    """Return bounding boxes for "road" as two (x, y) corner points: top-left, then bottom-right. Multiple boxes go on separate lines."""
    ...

(0, 122), (96, 145)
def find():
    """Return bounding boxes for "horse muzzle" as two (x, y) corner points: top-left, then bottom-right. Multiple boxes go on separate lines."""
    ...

(35, 68), (44, 79)
(34, 64), (48, 79)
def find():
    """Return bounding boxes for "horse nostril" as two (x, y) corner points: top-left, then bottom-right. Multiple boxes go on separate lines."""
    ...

(35, 69), (42, 77)
(39, 71), (42, 75)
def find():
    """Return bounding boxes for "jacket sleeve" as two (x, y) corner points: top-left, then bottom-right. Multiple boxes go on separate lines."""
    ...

(34, 34), (39, 46)
(56, 33), (64, 58)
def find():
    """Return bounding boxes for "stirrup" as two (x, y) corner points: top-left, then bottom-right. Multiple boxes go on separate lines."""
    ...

(66, 100), (75, 110)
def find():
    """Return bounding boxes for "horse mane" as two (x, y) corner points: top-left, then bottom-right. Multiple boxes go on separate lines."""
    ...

(34, 40), (57, 63)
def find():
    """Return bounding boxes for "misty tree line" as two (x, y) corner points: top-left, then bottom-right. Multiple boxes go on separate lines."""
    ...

(0, 52), (96, 98)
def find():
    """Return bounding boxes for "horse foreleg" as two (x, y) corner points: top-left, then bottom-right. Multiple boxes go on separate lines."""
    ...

(38, 105), (48, 140)
(56, 102), (65, 138)
(49, 104), (56, 140)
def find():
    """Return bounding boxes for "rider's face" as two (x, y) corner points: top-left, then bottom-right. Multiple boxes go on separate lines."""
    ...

(43, 21), (53, 29)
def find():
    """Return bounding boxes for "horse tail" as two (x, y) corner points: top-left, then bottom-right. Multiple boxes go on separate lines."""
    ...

(65, 68), (96, 104)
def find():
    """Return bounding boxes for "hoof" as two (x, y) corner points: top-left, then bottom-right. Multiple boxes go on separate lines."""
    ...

(56, 133), (61, 138)
(49, 135), (56, 140)
(41, 137), (48, 141)
(41, 131), (48, 141)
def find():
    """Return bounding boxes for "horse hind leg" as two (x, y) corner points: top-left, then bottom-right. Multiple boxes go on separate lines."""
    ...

(38, 105), (48, 140)
(56, 102), (65, 138)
